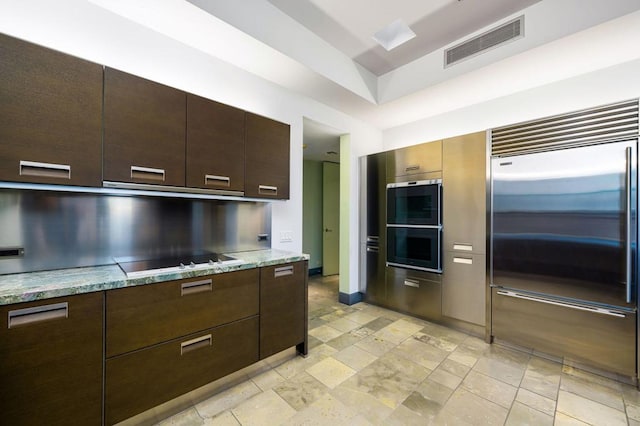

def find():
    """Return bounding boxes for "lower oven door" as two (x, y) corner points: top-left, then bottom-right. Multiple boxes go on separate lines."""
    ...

(387, 226), (442, 273)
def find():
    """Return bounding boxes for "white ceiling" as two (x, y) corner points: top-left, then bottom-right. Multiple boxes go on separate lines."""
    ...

(267, 0), (542, 75)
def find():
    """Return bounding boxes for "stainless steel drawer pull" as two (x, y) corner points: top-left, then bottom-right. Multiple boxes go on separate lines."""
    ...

(181, 279), (213, 296)
(403, 279), (420, 288)
(453, 244), (473, 251)
(258, 185), (278, 195)
(130, 165), (165, 182)
(205, 174), (231, 187)
(366, 246), (379, 253)
(405, 165), (420, 172)
(496, 290), (626, 318)
(274, 265), (294, 278)
(19, 160), (71, 180)
(180, 334), (212, 355)
(8, 302), (68, 328)
(366, 236), (379, 243)
(453, 257), (473, 265)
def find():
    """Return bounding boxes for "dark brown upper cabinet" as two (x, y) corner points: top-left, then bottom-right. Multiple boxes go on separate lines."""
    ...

(0, 34), (103, 187)
(103, 67), (186, 187)
(186, 94), (245, 193)
(245, 113), (290, 199)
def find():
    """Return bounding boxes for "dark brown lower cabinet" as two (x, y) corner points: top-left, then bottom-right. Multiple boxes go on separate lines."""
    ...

(0, 292), (103, 426)
(105, 316), (259, 425)
(260, 261), (308, 359)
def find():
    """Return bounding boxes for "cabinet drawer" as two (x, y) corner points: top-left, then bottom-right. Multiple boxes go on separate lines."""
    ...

(387, 140), (442, 179)
(106, 268), (259, 357)
(260, 261), (306, 358)
(106, 316), (259, 425)
(0, 292), (103, 425)
(442, 252), (486, 326)
(386, 266), (441, 321)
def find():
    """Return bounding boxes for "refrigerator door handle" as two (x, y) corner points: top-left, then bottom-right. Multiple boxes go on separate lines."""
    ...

(625, 146), (632, 304)
(496, 290), (627, 318)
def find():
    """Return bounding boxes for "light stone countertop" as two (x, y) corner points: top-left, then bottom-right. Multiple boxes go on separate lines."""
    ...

(0, 249), (309, 306)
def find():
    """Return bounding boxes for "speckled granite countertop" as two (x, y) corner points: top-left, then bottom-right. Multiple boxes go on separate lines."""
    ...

(0, 249), (309, 306)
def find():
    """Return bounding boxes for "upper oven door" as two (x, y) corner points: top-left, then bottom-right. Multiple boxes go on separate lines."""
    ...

(387, 180), (441, 226)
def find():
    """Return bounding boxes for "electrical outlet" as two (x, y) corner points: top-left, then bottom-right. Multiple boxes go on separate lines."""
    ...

(280, 231), (293, 242)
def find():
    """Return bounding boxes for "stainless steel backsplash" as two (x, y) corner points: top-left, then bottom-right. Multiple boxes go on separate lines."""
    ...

(0, 189), (271, 274)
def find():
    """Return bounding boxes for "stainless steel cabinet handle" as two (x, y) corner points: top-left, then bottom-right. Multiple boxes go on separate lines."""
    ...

(258, 185), (278, 195)
(130, 165), (165, 182)
(8, 302), (68, 328)
(19, 160), (71, 180)
(366, 236), (379, 243)
(366, 246), (379, 253)
(274, 265), (294, 278)
(453, 257), (473, 265)
(181, 279), (213, 296)
(453, 243), (473, 252)
(497, 290), (626, 318)
(405, 165), (420, 172)
(403, 279), (420, 288)
(180, 334), (212, 355)
(205, 174), (230, 187)
(625, 146), (632, 303)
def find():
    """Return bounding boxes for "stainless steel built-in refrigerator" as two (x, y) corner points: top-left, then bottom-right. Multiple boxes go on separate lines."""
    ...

(490, 139), (638, 377)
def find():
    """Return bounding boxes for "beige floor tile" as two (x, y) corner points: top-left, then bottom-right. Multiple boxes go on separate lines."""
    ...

(473, 356), (525, 387)
(250, 368), (286, 392)
(282, 393), (360, 426)
(434, 387), (508, 426)
(515, 388), (556, 416)
(354, 334), (397, 357)
(505, 401), (553, 426)
(327, 317), (361, 333)
(462, 335), (491, 352)
(623, 385), (640, 406)
(361, 316), (394, 331)
(520, 368), (561, 401)
(333, 345), (378, 371)
(344, 310), (377, 325)
(401, 391), (444, 421)
(485, 345), (531, 369)
(157, 407), (204, 425)
(392, 336), (448, 370)
(309, 324), (343, 342)
(556, 390), (627, 426)
(274, 371), (329, 411)
(326, 332), (363, 350)
(415, 378), (454, 406)
(462, 370), (517, 408)
(630, 420), (640, 426)
(438, 358), (471, 378)
(385, 403), (431, 425)
(554, 412), (590, 425)
(561, 365), (622, 392)
(560, 374), (624, 411)
(231, 389), (296, 426)
(421, 323), (469, 345)
(627, 403), (640, 422)
(202, 411), (240, 426)
(527, 356), (563, 375)
(373, 319), (422, 345)
(306, 357), (356, 389)
(413, 331), (459, 352)
(195, 380), (261, 418)
(330, 385), (394, 423)
(429, 368), (463, 390)
(447, 346), (480, 368)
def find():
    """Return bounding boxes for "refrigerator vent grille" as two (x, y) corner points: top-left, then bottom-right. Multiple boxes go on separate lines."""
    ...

(491, 99), (639, 156)
(445, 16), (523, 67)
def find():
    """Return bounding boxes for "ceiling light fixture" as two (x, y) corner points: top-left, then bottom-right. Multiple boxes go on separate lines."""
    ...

(373, 19), (416, 51)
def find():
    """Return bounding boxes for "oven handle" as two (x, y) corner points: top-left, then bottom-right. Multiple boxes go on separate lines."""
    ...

(386, 224), (442, 229)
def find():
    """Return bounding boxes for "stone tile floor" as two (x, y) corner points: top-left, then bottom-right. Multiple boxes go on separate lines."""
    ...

(155, 275), (640, 425)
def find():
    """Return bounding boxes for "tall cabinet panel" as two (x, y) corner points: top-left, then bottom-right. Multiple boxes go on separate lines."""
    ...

(0, 34), (103, 187)
(442, 131), (487, 326)
(364, 153), (387, 306)
(245, 113), (290, 199)
(103, 67), (186, 187)
(186, 94), (245, 192)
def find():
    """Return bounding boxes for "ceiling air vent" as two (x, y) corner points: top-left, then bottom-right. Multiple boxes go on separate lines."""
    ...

(445, 15), (524, 67)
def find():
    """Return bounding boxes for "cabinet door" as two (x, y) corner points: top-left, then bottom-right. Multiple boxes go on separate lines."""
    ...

(260, 261), (307, 358)
(245, 113), (290, 199)
(442, 252), (486, 326)
(104, 67), (186, 186)
(387, 140), (442, 179)
(0, 34), (103, 187)
(106, 316), (259, 425)
(386, 266), (441, 321)
(106, 268), (259, 357)
(0, 292), (103, 425)
(186, 94), (245, 192)
(442, 132), (486, 253)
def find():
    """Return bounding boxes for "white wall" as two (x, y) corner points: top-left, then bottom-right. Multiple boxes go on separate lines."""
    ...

(383, 58), (640, 150)
(0, 0), (383, 296)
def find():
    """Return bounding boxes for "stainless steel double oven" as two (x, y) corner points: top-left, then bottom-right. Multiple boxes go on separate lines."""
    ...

(386, 179), (442, 273)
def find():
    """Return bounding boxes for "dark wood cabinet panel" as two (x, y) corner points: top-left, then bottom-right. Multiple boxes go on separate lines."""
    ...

(0, 292), (103, 425)
(0, 34), (103, 187)
(106, 316), (259, 425)
(245, 113), (290, 199)
(186, 94), (245, 192)
(106, 268), (259, 357)
(260, 261), (307, 358)
(103, 67), (186, 187)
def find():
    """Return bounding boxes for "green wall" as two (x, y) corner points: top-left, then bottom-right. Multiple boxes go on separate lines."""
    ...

(303, 160), (323, 270)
